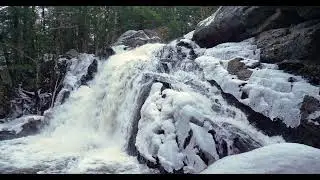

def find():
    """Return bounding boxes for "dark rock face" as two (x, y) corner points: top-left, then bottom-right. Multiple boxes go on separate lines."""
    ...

(300, 95), (320, 120)
(97, 47), (115, 59)
(278, 60), (320, 86)
(255, 20), (320, 64)
(227, 58), (253, 80)
(113, 30), (162, 48)
(80, 59), (98, 85)
(192, 6), (303, 48)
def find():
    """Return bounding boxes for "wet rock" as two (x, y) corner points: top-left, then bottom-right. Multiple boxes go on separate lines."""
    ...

(97, 47), (115, 59)
(0, 115), (44, 141)
(227, 58), (253, 80)
(300, 95), (320, 120)
(80, 59), (98, 85)
(113, 29), (162, 48)
(278, 60), (320, 86)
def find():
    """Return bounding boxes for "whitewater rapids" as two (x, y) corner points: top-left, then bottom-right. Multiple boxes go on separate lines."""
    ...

(0, 43), (165, 174)
(2, 36), (318, 173)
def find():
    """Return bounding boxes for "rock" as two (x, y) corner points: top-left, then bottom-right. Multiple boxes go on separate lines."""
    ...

(278, 60), (320, 85)
(192, 6), (303, 48)
(255, 19), (320, 64)
(113, 29), (162, 48)
(135, 81), (268, 173)
(65, 49), (79, 58)
(80, 59), (98, 85)
(0, 115), (44, 141)
(297, 6), (320, 20)
(300, 95), (320, 120)
(98, 47), (115, 59)
(227, 58), (253, 80)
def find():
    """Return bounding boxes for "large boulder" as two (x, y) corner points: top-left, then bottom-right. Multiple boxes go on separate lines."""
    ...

(113, 29), (162, 48)
(0, 115), (44, 141)
(227, 58), (253, 81)
(255, 20), (320, 65)
(192, 6), (303, 48)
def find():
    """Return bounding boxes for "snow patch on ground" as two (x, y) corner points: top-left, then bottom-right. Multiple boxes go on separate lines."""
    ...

(201, 143), (320, 174)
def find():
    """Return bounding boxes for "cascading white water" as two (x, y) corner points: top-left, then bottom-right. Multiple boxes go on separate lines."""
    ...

(2, 36), (307, 173)
(0, 43), (165, 174)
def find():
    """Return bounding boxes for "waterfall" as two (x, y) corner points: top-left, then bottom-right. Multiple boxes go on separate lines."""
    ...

(0, 39), (287, 174)
(0, 43), (165, 174)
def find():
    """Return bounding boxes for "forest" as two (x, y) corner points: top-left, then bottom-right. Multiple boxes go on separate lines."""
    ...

(0, 6), (319, 174)
(0, 6), (216, 90)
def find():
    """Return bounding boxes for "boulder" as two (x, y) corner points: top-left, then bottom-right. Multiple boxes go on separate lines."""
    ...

(80, 59), (98, 85)
(0, 115), (44, 141)
(227, 58), (253, 81)
(65, 49), (79, 58)
(278, 60), (320, 85)
(97, 47), (115, 59)
(113, 29), (162, 48)
(300, 95), (320, 120)
(192, 6), (302, 48)
(255, 19), (320, 65)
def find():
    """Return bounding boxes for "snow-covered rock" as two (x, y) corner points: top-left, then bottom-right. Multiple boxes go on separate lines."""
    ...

(195, 38), (320, 128)
(201, 143), (320, 174)
(135, 82), (283, 173)
(135, 39), (284, 173)
(0, 115), (44, 140)
(113, 30), (162, 49)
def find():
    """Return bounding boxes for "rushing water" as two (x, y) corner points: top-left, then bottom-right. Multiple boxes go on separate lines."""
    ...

(0, 43), (165, 174)
(0, 40), (286, 174)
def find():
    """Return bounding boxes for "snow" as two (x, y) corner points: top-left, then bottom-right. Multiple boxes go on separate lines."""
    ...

(183, 30), (195, 40)
(201, 143), (320, 174)
(1, 25), (319, 174)
(308, 111), (320, 121)
(111, 45), (129, 54)
(136, 76), (283, 173)
(195, 38), (320, 128)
